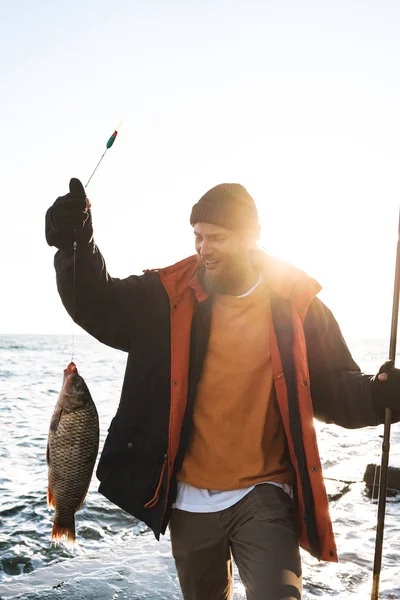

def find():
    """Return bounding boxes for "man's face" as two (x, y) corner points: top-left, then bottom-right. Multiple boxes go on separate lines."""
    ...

(194, 222), (255, 295)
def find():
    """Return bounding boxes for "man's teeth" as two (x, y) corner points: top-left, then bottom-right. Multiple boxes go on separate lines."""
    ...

(206, 260), (219, 266)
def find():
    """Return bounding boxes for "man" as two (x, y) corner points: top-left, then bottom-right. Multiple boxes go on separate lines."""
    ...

(46, 179), (400, 600)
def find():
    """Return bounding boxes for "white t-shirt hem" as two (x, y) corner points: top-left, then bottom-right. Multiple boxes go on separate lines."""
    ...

(173, 480), (293, 513)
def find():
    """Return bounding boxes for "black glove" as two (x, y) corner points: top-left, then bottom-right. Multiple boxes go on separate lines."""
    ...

(372, 360), (400, 420)
(45, 178), (93, 250)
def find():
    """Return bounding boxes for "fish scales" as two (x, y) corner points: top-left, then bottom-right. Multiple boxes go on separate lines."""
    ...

(48, 406), (98, 520)
(47, 362), (99, 545)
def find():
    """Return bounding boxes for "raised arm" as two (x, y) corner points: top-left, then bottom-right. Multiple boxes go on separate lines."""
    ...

(45, 179), (168, 352)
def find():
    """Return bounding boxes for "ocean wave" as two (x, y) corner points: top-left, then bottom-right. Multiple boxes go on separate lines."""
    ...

(0, 334), (399, 597)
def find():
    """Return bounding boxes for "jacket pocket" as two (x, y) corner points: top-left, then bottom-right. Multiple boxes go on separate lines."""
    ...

(97, 415), (167, 508)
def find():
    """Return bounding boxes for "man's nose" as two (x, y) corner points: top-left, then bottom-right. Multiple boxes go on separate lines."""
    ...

(199, 239), (212, 257)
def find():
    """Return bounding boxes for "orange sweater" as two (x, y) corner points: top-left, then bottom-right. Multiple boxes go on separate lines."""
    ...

(178, 279), (293, 490)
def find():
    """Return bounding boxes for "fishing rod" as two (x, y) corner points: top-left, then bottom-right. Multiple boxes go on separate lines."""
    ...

(71, 122), (122, 361)
(86, 121), (123, 187)
(370, 206), (400, 600)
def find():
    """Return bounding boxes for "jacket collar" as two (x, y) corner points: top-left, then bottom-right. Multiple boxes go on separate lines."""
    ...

(157, 249), (321, 307)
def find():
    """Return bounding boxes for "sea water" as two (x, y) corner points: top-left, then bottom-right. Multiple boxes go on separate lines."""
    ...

(0, 334), (399, 599)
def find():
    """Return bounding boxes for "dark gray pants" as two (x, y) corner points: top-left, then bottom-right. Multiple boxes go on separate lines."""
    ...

(170, 484), (302, 600)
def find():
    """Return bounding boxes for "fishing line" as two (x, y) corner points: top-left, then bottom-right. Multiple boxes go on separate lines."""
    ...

(71, 239), (77, 362)
(70, 122), (123, 361)
(324, 476), (358, 485)
(85, 150), (107, 188)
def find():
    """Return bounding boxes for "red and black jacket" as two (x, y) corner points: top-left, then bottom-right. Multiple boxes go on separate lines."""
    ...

(50, 240), (384, 562)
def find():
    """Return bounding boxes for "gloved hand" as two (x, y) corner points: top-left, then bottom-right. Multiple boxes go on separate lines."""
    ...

(45, 178), (93, 250)
(372, 360), (400, 420)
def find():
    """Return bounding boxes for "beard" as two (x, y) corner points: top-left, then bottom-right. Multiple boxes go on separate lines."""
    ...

(197, 256), (249, 295)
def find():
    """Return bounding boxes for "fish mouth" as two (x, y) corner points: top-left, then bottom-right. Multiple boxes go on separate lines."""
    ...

(64, 362), (78, 375)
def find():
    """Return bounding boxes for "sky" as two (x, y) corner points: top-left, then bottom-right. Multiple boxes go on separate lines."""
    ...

(1, 0), (400, 344)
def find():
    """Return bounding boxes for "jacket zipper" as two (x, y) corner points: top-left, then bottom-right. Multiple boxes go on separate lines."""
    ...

(144, 459), (167, 509)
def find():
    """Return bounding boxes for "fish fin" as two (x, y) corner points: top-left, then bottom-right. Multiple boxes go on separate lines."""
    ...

(51, 520), (76, 547)
(49, 408), (63, 433)
(47, 486), (55, 507)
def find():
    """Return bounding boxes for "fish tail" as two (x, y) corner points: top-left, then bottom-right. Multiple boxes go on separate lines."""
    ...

(51, 518), (76, 547)
(47, 486), (55, 507)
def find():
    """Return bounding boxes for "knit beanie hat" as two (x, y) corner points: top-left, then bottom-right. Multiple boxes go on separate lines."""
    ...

(190, 183), (259, 231)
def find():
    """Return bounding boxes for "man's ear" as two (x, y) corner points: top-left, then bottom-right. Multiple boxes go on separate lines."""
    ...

(243, 224), (261, 248)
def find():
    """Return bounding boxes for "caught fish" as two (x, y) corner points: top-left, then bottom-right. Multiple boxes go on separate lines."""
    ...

(47, 362), (99, 545)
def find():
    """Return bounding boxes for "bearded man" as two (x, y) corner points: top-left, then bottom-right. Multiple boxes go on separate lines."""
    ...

(46, 180), (400, 600)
